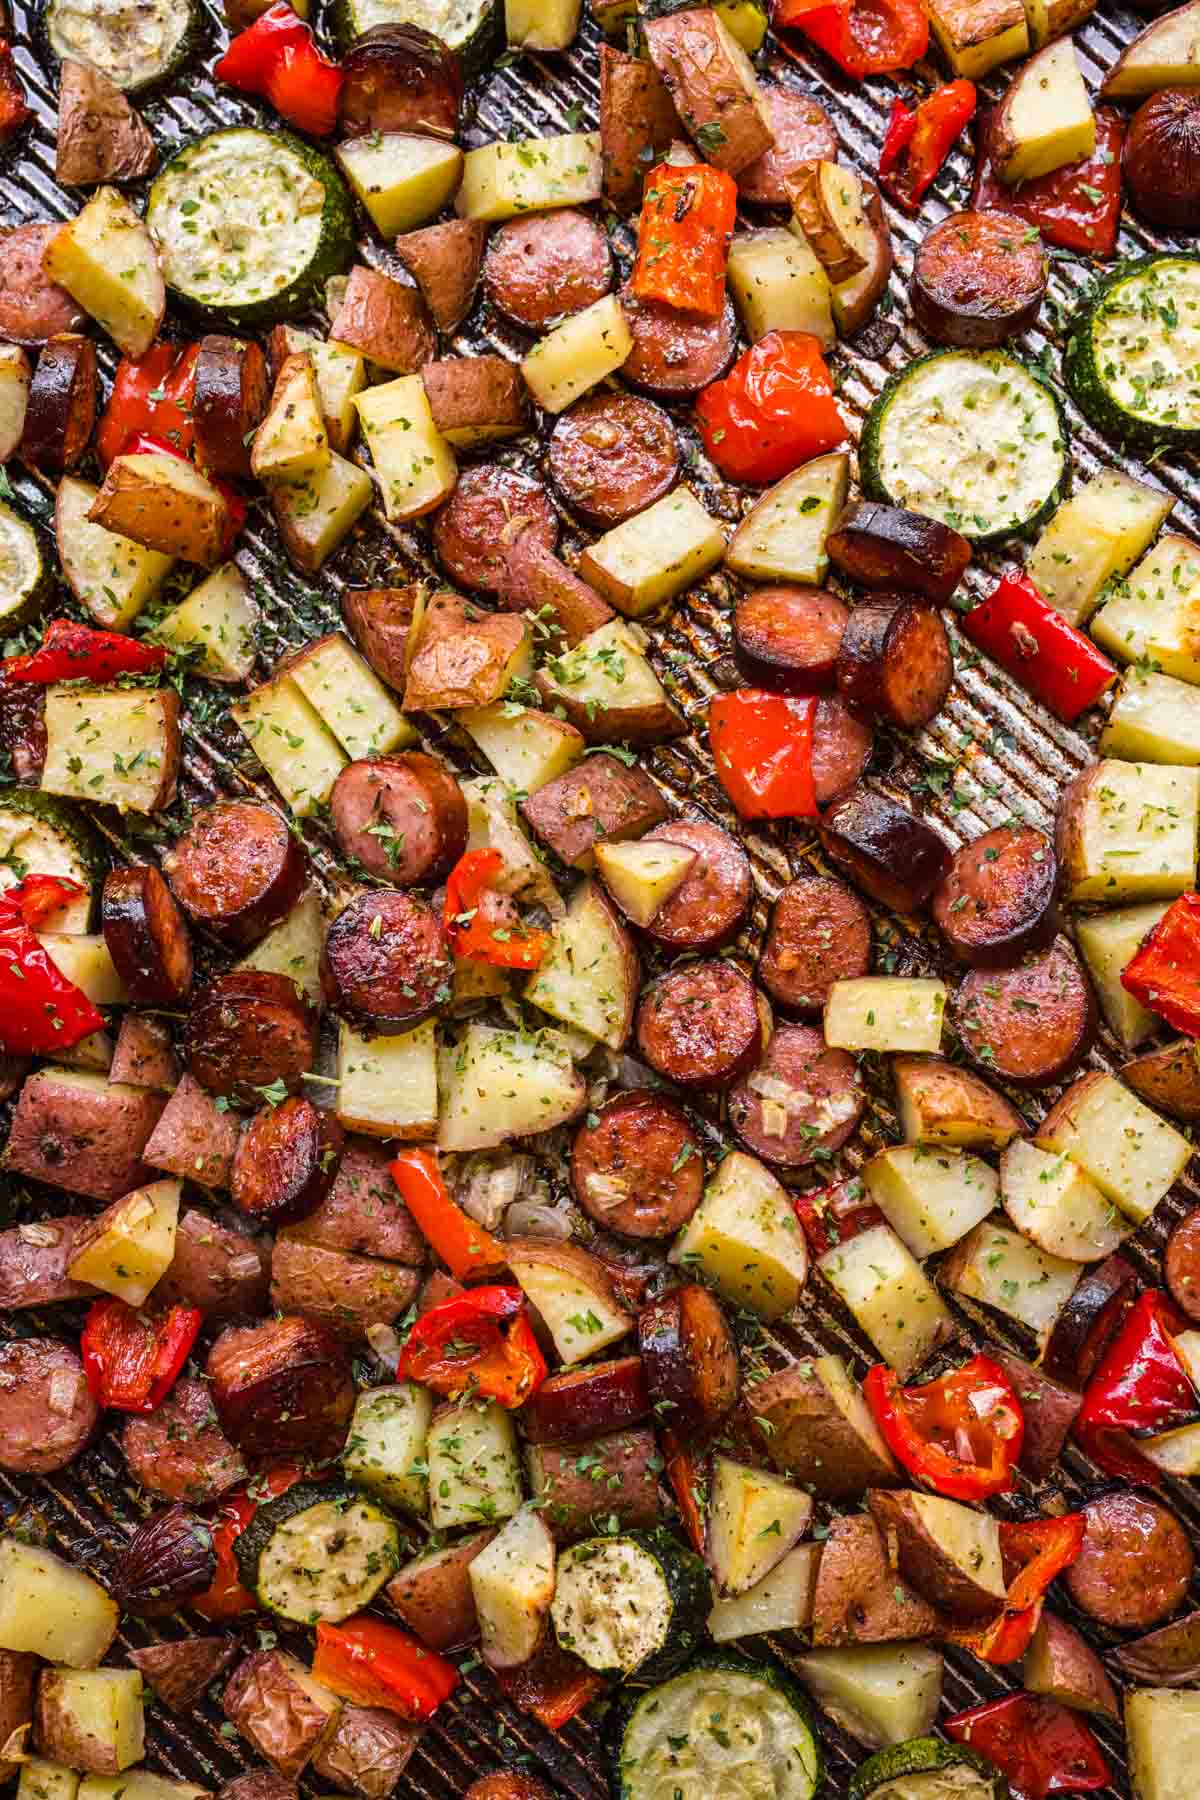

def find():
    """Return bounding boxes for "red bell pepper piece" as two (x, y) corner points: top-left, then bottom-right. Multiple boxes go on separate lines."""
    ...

(960, 573), (1116, 724)
(494, 1638), (603, 1730)
(708, 689), (818, 821)
(948, 1513), (1085, 1664)
(792, 1177), (883, 1259)
(631, 162), (738, 319)
(972, 104), (1125, 258)
(4, 619), (167, 685)
(662, 1429), (707, 1556)
(879, 80), (976, 211)
(192, 1468), (303, 1620)
(389, 1147), (508, 1282)
(120, 431), (247, 556)
(1122, 892), (1200, 1035)
(444, 849), (550, 970)
(96, 342), (198, 469)
(215, 4), (343, 137)
(863, 1354), (1024, 1501)
(80, 1297), (202, 1414)
(0, 42), (30, 141)
(396, 1284), (546, 1408)
(695, 331), (845, 486)
(0, 876), (104, 1055)
(313, 1618), (458, 1721)
(775, 0), (928, 77)
(1074, 1289), (1196, 1482)
(946, 1693), (1110, 1800)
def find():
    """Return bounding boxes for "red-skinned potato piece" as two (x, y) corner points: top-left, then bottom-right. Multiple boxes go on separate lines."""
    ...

(1024, 1613), (1120, 1720)
(520, 1355), (651, 1445)
(130, 1637), (238, 1712)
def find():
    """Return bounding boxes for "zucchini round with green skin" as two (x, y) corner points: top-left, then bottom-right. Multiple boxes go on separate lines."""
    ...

(1064, 254), (1200, 448)
(233, 1481), (401, 1624)
(859, 349), (1069, 546)
(0, 502), (50, 633)
(329, 0), (501, 75)
(848, 1737), (1010, 1800)
(0, 792), (106, 930)
(550, 1527), (709, 1683)
(146, 129), (356, 327)
(42, 0), (203, 93)
(617, 1650), (823, 1800)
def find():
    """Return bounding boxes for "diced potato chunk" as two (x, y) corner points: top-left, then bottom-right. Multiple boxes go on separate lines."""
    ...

(1075, 900), (1169, 1049)
(725, 453), (849, 586)
(941, 1219), (1079, 1345)
(427, 1400), (523, 1532)
(708, 1544), (820, 1643)
(19, 1761), (80, 1800)
(594, 838), (695, 926)
(818, 1222), (953, 1378)
(1026, 469), (1173, 626)
(236, 890), (326, 1010)
(42, 687), (178, 815)
(152, 563), (256, 682)
(523, 879), (638, 1050)
(793, 1644), (943, 1751)
(36, 934), (126, 1006)
(286, 633), (414, 758)
(1035, 1071), (1191, 1222)
(864, 1145), (998, 1259)
(336, 134), (464, 236)
(437, 1023), (585, 1151)
(521, 295), (632, 415)
(336, 1019), (438, 1140)
(670, 1150), (808, 1321)
(579, 488), (724, 618)
(459, 704), (584, 795)
(707, 1457), (813, 1597)
(506, 1241), (632, 1365)
(1000, 1138), (1127, 1261)
(0, 1540), (116, 1668)
(993, 38), (1095, 184)
(44, 188), (164, 358)
(252, 354), (329, 484)
(35, 1668), (144, 1774)
(270, 451), (373, 574)
(1058, 759), (1199, 902)
(1100, 669), (1200, 764)
(232, 675), (347, 819)
(1091, 534), (1200, 682)
(727, 229), (833, 347)
(68, 1178), (180, 1305)
(925, 0), (1028, 78)
(456, 133), (602, 221)
(825, 978), (947, 1054)
(355, 376), (456, 522)
(55, 477), (173, 631)
(342, 1382), (432, 1517)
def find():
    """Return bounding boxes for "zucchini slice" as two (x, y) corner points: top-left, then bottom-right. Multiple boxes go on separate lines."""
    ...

(551, 1528), (709, 1683)
(0, 792), (106, 931)
(848, 1737), (1010, 1800)
(1064, 254), (1200, 447)
(859, 348), (1068, 546)
(617, 1650), (822, 1800)
(43, 0), (202, 92)
(329, 0), (501, 73)
(0, 501), (49, 632)
(233, 1481), (401, 1624)
(147, 128), (355, 326)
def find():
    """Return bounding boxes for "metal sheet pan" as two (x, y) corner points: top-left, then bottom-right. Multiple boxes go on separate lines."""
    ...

(1, 2), (1197, 1793)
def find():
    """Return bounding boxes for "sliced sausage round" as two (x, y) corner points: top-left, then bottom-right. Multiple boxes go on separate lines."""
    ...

(0, 1338), (99, 1473)
(759, 876), (872, 1013)
(1166, 1211), (1200, 1323)
(734, 586), (848, 694)
(163, 800), (306, 947)
(548, 392), (680, 529)
(635, 959), (762, 1090)
(185, 970), (318, 1107)
(1065, 1491), (1194, 1630)
(737, 88), (839, 206)
(911, 210), (1048, 349)
(640, 819), (751, 952)
(620, 285), (738, 398)
(932, 824), (1058, 968)
(483, 209), (613, 332)
(827, 500), (972, 606)
(102, 865), (194, 1006)
(954, 937), (1096, 1088)
(836, 594), (954, 730)
(0, 225), (85, 345)
(321, 889), (450, 1033)
(812, 697), (874, 806)
(571, 1089), (704, 1239)
(330, 752), (467, 886)
(232, 1096), (345, 1226)
(431, 465), (558, 594)
(638, 1282), (739, 1437)
(729, 1021), (865, 1167)
(122, 1376), (249, 1504)
(207, 1316), (355, 1459)
(23, 333), (96, 472)
(193, 335), (269, 479)
(819, 785), (951, 912)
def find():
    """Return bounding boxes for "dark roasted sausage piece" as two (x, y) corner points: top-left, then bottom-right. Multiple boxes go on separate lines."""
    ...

(339, 25), (463, 140)
(820, 785), (952, 912)
(321, 889), (450, 1033)
(954, 937), (1095, 1088)
(208, 1315), (355, 1458)
(122, 1376), (248, 1503)
(193, 335), (269, 479)
(1041, 1252), (1138, 1390)
(635, 959), (762, 1089)
(1065, 1491), (1194, 1630)
(484, 208), (614, 332)
(733, 587), (849, 693)
(102, 865), (194, 1006)
(758, 875), (871, 1013)
(520, 1356), (651, 1445)
(737, 87), (839, 205)
(330, 752), (467, 885)
(639, 1283), (739, 1437)
(520, 753), (668, 870)
(22, 333), (96, 471)
(1167, 1211), (1200, 1323)
(528, 1426), (661, 1541)
(163, 800), (305, 947)
(571, 1089), (704, 1239)
(729, 1022), (865, 1168)
(836, 594), (954, 730)
(0, 224), (85, 344)
(0, 666), (46, 783)
(911, 210), (1048, 348)
(548, 392), (680, 529)
(640, 818), (751, 952)
(432, 465), (558, 593)
(0, 1216), (95, 1309)
(620, 285), (738, 398)
(232, 1096), (344, 1226)
(827, 500), (972, 605)
(811, 696), (874, 806)
(185, 970), (318, 1107)
(0, 1338), (99, 1473)
(497, 525), (615, 648)
(932, 824), (1058, 967)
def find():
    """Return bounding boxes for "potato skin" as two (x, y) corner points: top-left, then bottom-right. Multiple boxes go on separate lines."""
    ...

(311, 1704), (420, 1800)
(2, 1071), (164, 1201)
(385, 1530), (497, 1650)
(868, 1489), (1002, 1621)
(892, 1055), (1024, 1150)
(811, 1514), (941, 1646)
(1024, 1613), (1120, 1720)
(222, 1651), (339, 1781)
(749, 1362), (900, 1499)
(0, 1651), (35, 1782)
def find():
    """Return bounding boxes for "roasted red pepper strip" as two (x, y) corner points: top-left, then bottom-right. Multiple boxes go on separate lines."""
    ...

(946, 1693), (1110, 1799)
(494, 1639), (603, 1730)
(708, 689), (818, 821)
(215, 3), (344, 136)
(0, 875), (104, 1055)
(662, 1429), (707, 1556)
(879, 80), (976, 211)
(792, 1177), (883, 1259)
(960, 573), (1116, 723)
(5, 619), (167, 684)
(863, 1355), (1024, 1501)
(972, 104), (1125, 258)
(631, 162), (737, 319)
(96, 342), (198, 469)
(948, 1513), (1085, 1664)
(775, 0), (928, 77)
(313, 1618), (458, 1721)
(444, 849), (549, 970)
(695, 331), (845, 486)
(389, 1147), (508, 1282)
(0, 41), (31, 141)
(396, 1284), (546, 1408)
(192, 1468), (303, 1620)
(120, 430), (247, 556)
(80, 1297), (202, 1414)
(1074, 1289), (1196, 1482)
(1122, 892), (1200, 1035)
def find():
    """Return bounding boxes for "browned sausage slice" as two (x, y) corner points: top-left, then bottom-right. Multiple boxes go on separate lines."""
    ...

(759, 876), (872, 1014)
(1167, 1211), (1200, 1323)
(730, 1021), (865, 1167)
(0, 1216), (95, 1309)
(330, 752), (467, 885)
(232, 1096), (344, 1226)
(638, 1282), (739, 1437)
(827, 500), (972, 606)
(207, 1316), (355, 1459)
(836, 594), (954, 730)
(548, 392), (680, 529)
(0, 225), (84, 345)
(737, 87), (839, 205)
(193, 335), (269, 479)
(819, 785), (952, 912)
(529, 1427), (661, 1541)
(1065, 1491), (1194, 1630)
(483, 209), (613, 332)
(102, 865), (194, 1006)
(932, 824), (1058, 967)
(571, 1089), (704, 1239)
(432, 464), (558, 594)
(1041, 1251), (1138, 1391)
(339, 24), (463, 140)
(635, 959), (762, 1089)
(520, 1356), (651, 1445)
(122, 1375), (249, 1503)
(0, 1338), (99, 1473)
(954, 937), (1095, 1088)
(22, 333), (96, 472)
(620, 285), (738, 398)
(641, 818), (751, 952)
(812, 696), (874, 806)
(734, 586), (848, 693)
(163, 800), (305, 947)
(911, 210), (1048, 349)
(321, 889), (450, 1033)
(185, 970), (318, 1106)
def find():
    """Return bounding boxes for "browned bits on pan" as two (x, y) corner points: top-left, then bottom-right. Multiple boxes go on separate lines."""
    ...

(954, 937), (1096, 1088)
(232, 1096), (344, 1226)
(163, 800), (305, 947)
(21, 333), (96, 471)
(432, 464), (558, 593)
(729, 1022), (865, 1168)
(207, 1315), (355, 1458)
(571, 1089), (704, 1239)
(910, 209), (1048, 348)
(548, 392), (680, 529)
(638, 1282), (739, 1439)
(836, 592), (954, 730)
(193, 335), (269, 479)
(1065, 1491), (1194, 1630)
(819, 784), (952, 913)
(483, 209), (613, 332)
(639, 818), (751, 951)
(101, 864), (194, 1006)
(330, 752), (467, 885)
(932, 824), (1058, 968)
(321, 889), (450, 1034)
(184, 970), (317, 1107)
(759, 875), (871, 1014)
(733, 586), (849, 693)
(635, 958), (762, 1089)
